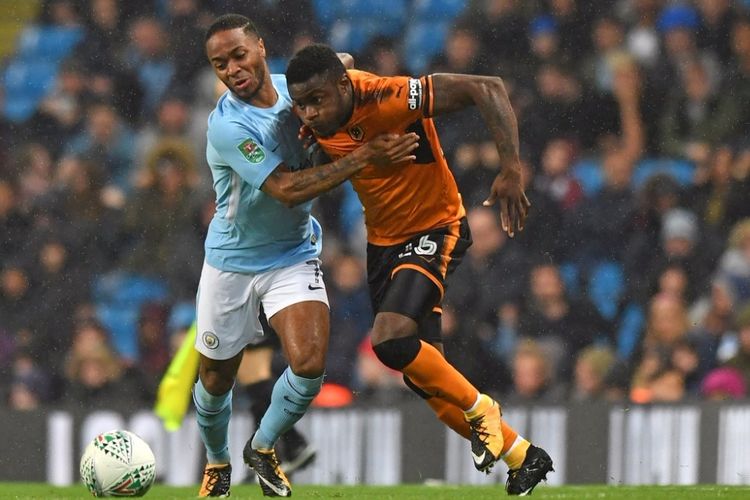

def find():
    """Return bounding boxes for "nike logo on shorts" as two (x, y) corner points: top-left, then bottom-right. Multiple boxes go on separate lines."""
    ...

(308, 284), (323, 290)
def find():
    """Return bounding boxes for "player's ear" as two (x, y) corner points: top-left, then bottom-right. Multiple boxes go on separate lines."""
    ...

(337, 73), (349, 93)
(257, 37), (266, 58)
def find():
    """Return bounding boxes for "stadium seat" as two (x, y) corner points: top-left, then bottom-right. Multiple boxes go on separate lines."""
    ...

(339, 0), (407, 23)
(572, 159), (604, 197)
(2, 59), (57, 95)
(93, 272), (169, 359)
(616, 303), (645, 360)
(559, 261), (580, 298)
(312, 0), (341, 30)
(329, 19), (403, 53)
(587, 261), (624, 321)
(16, 25), (83, 62)
(2, 59), (58, 121)
(412, 0), (467, 21)
(402, 21), (450, 74)
(633, 158), (695, 189)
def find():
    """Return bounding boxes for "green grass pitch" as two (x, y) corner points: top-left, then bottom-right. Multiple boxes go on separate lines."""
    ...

(3, 484), (750, 499)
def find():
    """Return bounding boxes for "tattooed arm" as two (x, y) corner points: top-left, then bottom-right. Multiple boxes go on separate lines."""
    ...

(430, 74), (530, 237)
(262, 133), (418, 207)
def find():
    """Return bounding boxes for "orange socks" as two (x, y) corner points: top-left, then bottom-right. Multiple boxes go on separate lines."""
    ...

(401, 340), (478, 409)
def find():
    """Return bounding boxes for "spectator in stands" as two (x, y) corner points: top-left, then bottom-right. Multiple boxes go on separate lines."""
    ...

(715, 219), (750, 305)
(701, 366), (747, 400)
(671, 339), (705, 396)
(133, 303), (171, 398)
(0, 179), (30, 265)
(164, 0), (210, 94)
(622, 0), (661, 69)
(31, 59), (87, 155)
(534, 137), (584, 213)
(504, 340), (566, 404)
(696, 0), (736, 66)
(547, 0), (593, 61)
(660, 57), (727, 163)
(518, 262), (609, 380)
(0, 263), (35, 340)
(655, 263), (691, 304)
(725, 304), (750, 390)
(570, 146), (636, 263)
(123, 17), (176, 119)
(581, 15), (627, 94)
(359, 36), (409, 77)
(134, 94), (199, 170)
(690, 145), (737, 240)
(79, 0), (127, 73)
(14, 143), (54, 213)
(570, 346), (616, 401)
(652, 5), (721, 102)
(66, 101), (136, 192)
(6, 350), (51, 410)
(470, 0), (528, 75)
(121, 141), (203, 298)
(324, 252), (372, 391)
(514, 159), (565, 261)
(62, 320), (146, 407)
(429, 22), (485, 75)
(689, 277), (740, 366)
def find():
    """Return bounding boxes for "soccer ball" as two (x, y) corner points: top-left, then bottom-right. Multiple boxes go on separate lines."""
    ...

(80, 430), (156, 497)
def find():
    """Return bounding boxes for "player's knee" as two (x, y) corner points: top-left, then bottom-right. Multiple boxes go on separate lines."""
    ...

(371, 312), (418, 345)
(372, 335), (421, 371)
(201, 370), (234, 396)
(288, 353), (326, 378)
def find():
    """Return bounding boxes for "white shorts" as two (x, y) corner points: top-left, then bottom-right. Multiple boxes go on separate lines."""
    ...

(195, 259), (329, 360)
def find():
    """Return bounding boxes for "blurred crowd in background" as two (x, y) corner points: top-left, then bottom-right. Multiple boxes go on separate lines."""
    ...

(1, 0), (750, 413)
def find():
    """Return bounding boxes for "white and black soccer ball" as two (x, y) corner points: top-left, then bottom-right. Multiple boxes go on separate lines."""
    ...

(80, 430), (156, 497)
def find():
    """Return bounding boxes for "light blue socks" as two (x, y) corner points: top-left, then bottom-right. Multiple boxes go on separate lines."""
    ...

(193, 379), (232, 464)
(252, 368), (323, 449)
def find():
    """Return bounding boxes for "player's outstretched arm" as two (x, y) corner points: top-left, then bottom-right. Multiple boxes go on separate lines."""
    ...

(262, 133), (418, 207)
(430, 74), (531, 237)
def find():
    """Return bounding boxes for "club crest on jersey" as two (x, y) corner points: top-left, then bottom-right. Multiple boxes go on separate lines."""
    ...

(407, 78), (422, 110)
(237, 138), (266, 164)
(348, 125), (364, 141)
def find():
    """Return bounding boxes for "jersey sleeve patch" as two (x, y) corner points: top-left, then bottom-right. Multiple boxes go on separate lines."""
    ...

(237, 138), (266, 164)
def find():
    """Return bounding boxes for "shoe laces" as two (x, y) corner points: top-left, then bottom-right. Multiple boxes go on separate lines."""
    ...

(469, 415), (491, 446)
(202, 467), (226, 493)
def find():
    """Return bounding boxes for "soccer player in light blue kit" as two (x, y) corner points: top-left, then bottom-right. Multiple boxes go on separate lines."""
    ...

(196, 14), (419, 497)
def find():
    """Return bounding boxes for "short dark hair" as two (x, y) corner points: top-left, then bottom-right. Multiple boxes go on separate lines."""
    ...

(286, 44), (346, 86)
(205, 13), (259, 43)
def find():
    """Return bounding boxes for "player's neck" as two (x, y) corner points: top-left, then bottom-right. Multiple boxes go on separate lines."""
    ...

(245, 75), (278, 108)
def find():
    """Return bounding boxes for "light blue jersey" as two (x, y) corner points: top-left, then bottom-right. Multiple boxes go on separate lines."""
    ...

(204, 74), (321, 273)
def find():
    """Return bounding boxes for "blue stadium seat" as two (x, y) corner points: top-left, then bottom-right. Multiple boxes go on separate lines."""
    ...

(329, 19), (400, 53)
(312, 0), (342, 30)
(2, 59), (59, 121)
(588, 261), (624, 321)
(2, 60), (57, 95)
(402, 21), (450, 74)
(339, 0), (407, 23)
(97, 304), (140, 360)
(412, 0), (467, 20)
(267, 57), (287, 74)
(93, 273), (169, 359)
(572, 159), (604, 197)
(633, 158), (695, 189)
(3, 96), (39, 122)
(16, 25), (84, 62)
(559, 261), (580, 297)
(616, 303), (645, 360)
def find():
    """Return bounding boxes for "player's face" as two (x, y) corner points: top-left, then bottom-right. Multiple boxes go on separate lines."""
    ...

(206, 28), (267, 101)
(289, 73), (351, 138)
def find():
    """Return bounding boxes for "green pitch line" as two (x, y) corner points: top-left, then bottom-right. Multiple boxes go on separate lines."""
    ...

(2, 484), (750, 499)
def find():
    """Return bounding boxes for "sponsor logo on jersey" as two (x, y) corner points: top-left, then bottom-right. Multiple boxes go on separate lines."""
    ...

(237, 138), (266, 163)
(407, 78), (422, 110)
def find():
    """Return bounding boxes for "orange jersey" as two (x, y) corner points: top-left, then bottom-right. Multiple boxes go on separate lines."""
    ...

(315, 70), (466, 246)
